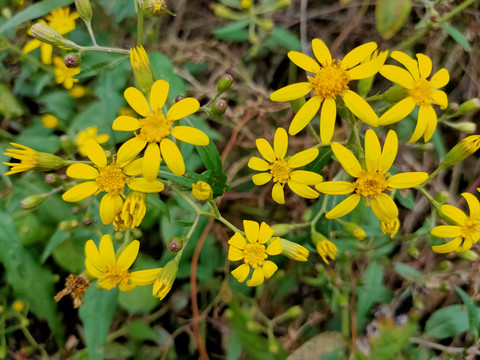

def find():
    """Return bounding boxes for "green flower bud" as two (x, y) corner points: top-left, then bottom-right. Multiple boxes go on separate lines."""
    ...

(445, 121), (477, 134)
(64, 53), (81, 68)
(383, 85), (408, 104)
(279, 238), (309, 261)
(440, 135), (480, 168)
(142, 0), (168, 17)
(217, 73), (234, 94)
(74, 0), (93, 23)
(274, 0), (291, 10)
(458, 250), (478, 262)
(452, 98), (480, 117)
(30, 23), (79, 50)
(211, 4), (240, 19)
(271, 223), (293, 236)
(281, 305), (302, 319)
(210, 99), (227, 116)
(337, 220), (366, 240)
(21, 194), (47, 210)
(60, 134), (76, 155)
(167, 237), (184, 253)
(153, 259), (179, 300)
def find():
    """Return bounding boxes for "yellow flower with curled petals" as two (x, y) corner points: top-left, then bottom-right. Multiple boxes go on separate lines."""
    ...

(248, 127), (323, 204)
(62, 139), (164, 224)
(3, 143), (67, 175)
(316, 240), (337, 264)
(85, 234), (162, 291)
(270, 39), (387, 144)
(315, 129), (428, 222)
(379, 51), (449, 142)
(53, 56), (80, 89)
(228, 220), (282, 287)
(381, 218), (400, 238)
(431, 193), (480, 253)
(113, 80), (209, 180)
(76, 126), (109, 157)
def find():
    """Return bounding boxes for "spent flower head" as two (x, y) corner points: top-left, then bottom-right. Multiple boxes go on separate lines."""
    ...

(53, 56), (80, 89)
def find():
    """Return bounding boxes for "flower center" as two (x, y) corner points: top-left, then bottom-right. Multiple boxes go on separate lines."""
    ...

(408, 78), (433, 106)
(462, 218), (480, 240)
(243, 243), (267, 268)
(353, 170), (390, 202)
(270, 159), (291, 185)
(104, 266), (130, 287)
(96, 164), (129, 195)
(138, 111), (172, 143)
(308, 60), (350, 99)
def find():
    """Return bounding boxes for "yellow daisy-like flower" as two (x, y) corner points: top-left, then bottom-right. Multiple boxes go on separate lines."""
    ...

(62, 139), (164, 224)
(76, 126), (109, 157)
(248, 127), (323, 204)
(431, 193), (480, 253)
(85, 234), (162, 291)
(22, 7), (79, 65)
(228, 220), (282, 287)
(53, 56), (80, 89)
(113, 80), (209, 180)
(379, 51), (449, 142)
(316, 239), (338, 265)
(315, 129), (428, 221)
(270, 39), (387, 144)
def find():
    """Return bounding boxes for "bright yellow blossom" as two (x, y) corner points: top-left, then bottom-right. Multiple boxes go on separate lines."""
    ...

(41, 114), (58, 129)
(379, 51), (449, 143)
(112, 80), (209, 180)
(270, 38), (387, 144)
(228, 220), (282, 287)
(62, 139), (164, 224)
(152, 259), (178, 299)
(279, 238), (309, 261)
(248, 127), (322, 204)
(316, 240), (338, 264)
(3, 143), (66, 175)
(70, 85), (86, 98)
(431, 193), (480, 253)
(85, 234), (162, 291)
(76, 126), (109, 157)
(53, 56), (80, 89)
(381, 218), (400, 238)
(315, 130), (428, 221)
(192, 181), (212, 201)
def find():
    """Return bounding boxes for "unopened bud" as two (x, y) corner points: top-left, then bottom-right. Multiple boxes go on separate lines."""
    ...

(241, 0), (251, 10)
(311, 230), (328, 245)
(383, 85), (408, 104)
(210, 99), (227, 116)
(21, 194), (47, 210)
(64, 53), (81, 68)
(130, 46), (154, 96)
(192, 181), (212, 201)
(440, 135), (480, 168)
(142, 0), (168, 17)
(274, 0), (291, 10)
(75, 0), (93, 23)
(217, 73), (234, 94)
(12, 300), (25, 312)
(175, 95), (185, 102)
(445, 121), (477, 134)
(407, 245), (420, 259)
(82, 214), (93, 226)
(60, 134), (76, 154)
(211, 4), (239, 19)
(257, 19), (273, 30)
(268, 340), (279, 354)
(246, 321), (262, 332)
(338, 220), (366, 240)
(380, 218), (400, 238)
(452, 98), (480, 117)
(281, 305), (301, 319)
(30, 23), (79, 50)
(279, 238), (309, 261)
(434, 191), (449, 205)
(271, 223), (293, 236)
(458, 250), (478, 262)
(45, 173), (62, 186)
(167, 237), (184, 253)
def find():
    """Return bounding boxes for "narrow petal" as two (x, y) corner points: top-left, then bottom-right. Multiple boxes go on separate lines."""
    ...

(143, 143), (161, 181)
(231, 264), (250, 283)
(380, 65), (415, 89)
(258, 222), (274, 244)
(423, 106), (438, 142)
(463, 192), (480, 219)
(167, 98), (200, 120)
(85, 240), (106, 271)
(97, 135), (109, 144)
(243, 220), (260, 243)
(150, 80), (169, 112)
(266, 237), (282, 255)
(387, 172), (428, 188)
(342, 42), (377, 69)
(130, 268), (163, 286)
(160, 138), (185, 176)
(100, 194), (123, 225)
(441, 204), (467, 225)
(128, 178), (164, 192)
(331, 142), (362, 178)
(40, 44), (53, 65)
(315, 181), (355, 195)
(252, 173), (272, 185)
(371, 193), (398, 221)
(22, 39), (41, 54)
(320, 97), (337, 145)
(289, 96), (322, 135)
(270, 82), (312, 102)
(347, 50), (388, 79)
(325, 194), (361, 219)
(379, 130), (398, 173)
(391, 51), (419, 80)
(272, 182), (285, 204)
(256, 138), (276, 162)
(416, 54), (432, 78)
(246, 268), (264, 287)
(116, 240), (140, 271)
(117, 137), (147, 166)
(409, 107), (428, 143)
(288, 181), (319, 199)
(432, 237), (462, 254)
(431, 225), (462, 239)
(228, 233), (247, 250)
(112, 116), (141, 131)
(379, 97), (416, 126)
(430, 68), (449, 88)
(262, 261), (278, 278)
(228, 246), (245, 261)
(288, 148), (319, 168)
(273, 128), (288, 160)
(125, 87), (150, 117)
(431, 90), (448, 110)
(342, 90), (379, 127)
(171, 126), (209, 146)
(99, 234), (116, 268)
(365, 129), (381, 173)
(312, 38), (332, 66)
(85, 259), (105, 279)
(66, 164), (99, 179)
(290, 170), (323, 185)
(85, 138), (107, 167)
(123, 158), (144, 176)
(248, 157), (270, 171)
(62, 182), (99, 202)
(288, 51), (320, 73)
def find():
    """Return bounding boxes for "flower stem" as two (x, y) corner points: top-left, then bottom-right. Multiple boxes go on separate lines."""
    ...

(79, 45), (129, 54)
(85, 21), (98, 46)
(137, 8), (144, 46)
(307, 122), (322, 144)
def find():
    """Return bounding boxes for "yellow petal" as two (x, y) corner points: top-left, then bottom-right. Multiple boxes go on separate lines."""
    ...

(347, 50), (387, 79)
(243, 220), (259, 243)
(84, 138), (107, 167)
(288, 51), (320, 73)
(430, 68), (449, 88)
(288, 181), (319, 199)
(409, 107), (428, 143)
(387, 172), (428, 188)
(371, 193), (398, 221)
(171, 126), (209, 146)
(256, 138), (276, 162)
(331, 142), (362, 178)
(100, 194), (123, 225)
(288, 148), (319, 168)
(128, 178), (165, 192)
(262, 260), (278, 278)
(423, 106), (438, 142)
(66, 164), (99, 179)
(40, 43), (53, 65)
(266, 237), (282, 255)
(112, 116), (141, 131)
(390, 51), (419, 80)
(325, 194), (361, 219)
(97, 134), (109, 144)
(143, 143), (161, 181)
(365, 129), (381, 173)
(320, 97), (336, 145)
(130, 268), (163, 286)
(273, 127), (288, 160)
(116, 240), (139, 271)
(431, 90), (448, 110)
(432, 237), (462, 253)
(258, 222), (274, 244)
(248, 157), (270, 171)
(343, 90), (379, 127)
(123, 158), (144, 176)
(228, 246), (245, 261)
(289, 96), (322, 135)
(440, 204), (467, 225)
(150, 80), (169, 112)
(160, 138), (185, 176)
(167, 97), (199, 121)
(125, 87), (150, 117)
(246, 267), (264, 287)
(252, 173), (272, 185)
(416, 53), (432, 78)
(85, 239), (106, 271)
(380, 65), (415, 89)
(379, 97), (416, 126)
(431, 225), (462, 239)
(272, 182), (285, 204)
(290, 170), (323, 185)
(62, 182), (99, 202)
(99, 234), (116, 268)
(312, 38), (332, 66)
(379, 130), (398, 173)
(231, 264), (250, 283)
(270, 82), (312, 102)
(228, 233), (247, 250)
(85, 259), (105, 279)
(117, 137), (147, 166)
(22, 39), (41, 54)
(463, 192), (480, 219)
(342, 42), (377, 69)
(315, 181), (355, 195)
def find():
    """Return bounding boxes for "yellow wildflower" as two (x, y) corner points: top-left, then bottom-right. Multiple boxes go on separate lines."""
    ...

(228, 220), (282, 286)
(381, 218), (400, 238)
(85, 234), (162, 291)
(431, 193), (480, 253)
(12, 300), (25, 312)
(270, 38), (387, 144)
(70, 85), (86, 98)
(248, 127), (322, 204)
(53, 56), (80, 89)
(120, 191), (147, 230)
(379, 51), (449, 142)
(152, 259), (178, 299)
(76, 126), (109, 157)
(113, 80), (209, 180)
(279, 238), (309, 261)
(130, 46), (154, 95)
(3, 143), (66, 175)
(192, 181), (212, 201)
(62, 139), (164, 224)
(316, 239), (338, 264)
(41, 114), (58, 129)
(315, 129), (428, 222)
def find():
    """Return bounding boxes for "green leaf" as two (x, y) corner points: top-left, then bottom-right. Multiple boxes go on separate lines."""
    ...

(375, 0), (412, 39)
(147, 195), (171, 222)
(395, 189), (415, 210)
(265, 27), (302, 51)
(79, 286), (118, 360)
(305, 147), (332, 174)
(0, 0), (74, 35)
(441, 24), (472, 52)
(52, 238), (85, 273)
(40, 228), (69, 263)
(212, 20), (250, 42)
(127, 320), (159, 342)
(149, 52), (186, 98)
(196, 139), (222, 172)
(369, 321), (417, 360)
(425, 304), (471, 339)
(0, 83), (23, 116)
(455, 286), (480, 340)
(394, 263), (425, 284)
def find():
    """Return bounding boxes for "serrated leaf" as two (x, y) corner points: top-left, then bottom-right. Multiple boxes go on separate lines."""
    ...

(441, 24), (472, 52)
(455, 286), (480, 340)
(425, 304), (472, 339)
(375, 0), (412, 39)
(212, 20), (250, 42)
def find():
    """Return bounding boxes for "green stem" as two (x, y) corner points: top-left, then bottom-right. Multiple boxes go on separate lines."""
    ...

(176, 215), (201, 259)
(218, 215), (243, 234)
(417, 187), (442, 215)
(137, 8), (144, 46)
(208, 199), (221, 218)
(79, 46), (129, 54)
(85, 21), (98, 46)
(170, 186), (205, 215)
(307, 122), (322, 144)
(16, 314), (48, 359)
(345, 113), (364, 166)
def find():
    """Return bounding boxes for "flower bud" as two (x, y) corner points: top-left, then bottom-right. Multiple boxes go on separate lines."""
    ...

(153, 259), (179, 300)
(45, 173), (63, 186)
(383, 85), (408, 104)
(12, 300), (25, 312)
(271, 223), (293, 236)
(440, 135), (480, 168)
(274, 0), (291, 10)
(211, 4), (239, 19)
(311, 230), (328, 245)
(445, 121), (477, 134)
(142, 0), (167, 17)
(407, 245), (420, 259)
(30, 23), (79, 50)
(167, 237), (184, 253)
(246, 321), (262, 332)
(279, 238), (309, 261)
(64, 52), (81, 68)
(41, 114), (58, 129)
(257, 19), (273, 30)
(60, 134), (76, 155)
(175, 95), (185, 102)
(268, 340), (279, 354)
(121, 191), (147, 229)
(82, 214), (94, 226)
(380, 218), (400, 238)
(21, 194), (47, 210)
(210, 99), (227, 116)
(458, 250), (478, 262)
(192, 181), (212, 201)
(337, 220), (366, 240)
(74, 0), (93, 23)
(281, 305), (301, 319)
(316, 239), (337, 265)
(241, 0), (251, 10)
(130, 46), (154, 96)
(217, 73), (234, 94)
(452, 98), (480, 117)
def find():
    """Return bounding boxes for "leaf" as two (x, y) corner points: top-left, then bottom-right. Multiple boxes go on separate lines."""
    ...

(441, 24), (472, 52)
(265, 27), (302, 52)
(41, 228), (69, 263)
(149, 52), (186, 98)
(375, 0), (412, 39)
(425, 304), (471, 339)
(127, 320), (159, 342)
(147, 195), (171, 222)
(288, 332), (347, 360)
(79, 286), (119, 360)
(394, 263), (425, 284)
(0, 83), (23, 116)
(395, 189), (415, 210)
(455, 286), (480, 340)
(196, 140), (222, 172)
(305, 147), (332, 174)
(0, 0), (74, 35)
(212, 20), (250, 42)
(369, 321), (417, 360)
